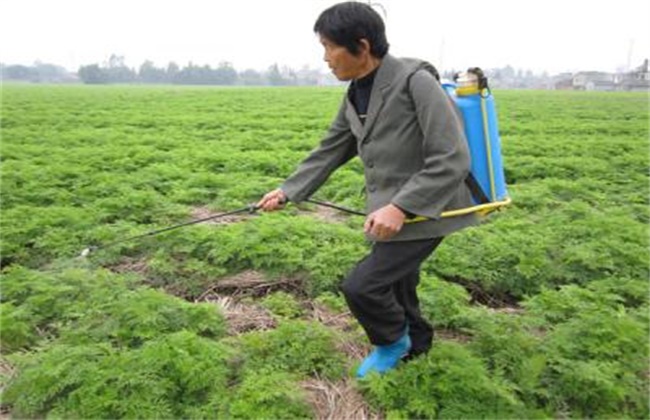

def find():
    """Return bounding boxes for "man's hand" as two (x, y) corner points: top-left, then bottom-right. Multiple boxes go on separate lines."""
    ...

(257, 189), (287, 212)
(364, 204), (406, 240)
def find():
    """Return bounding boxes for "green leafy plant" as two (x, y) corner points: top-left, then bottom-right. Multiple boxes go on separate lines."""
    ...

(313, 291), (348, 313)
(226, 370), (312, 419)
(62, 287), (226, 347)
(3, 332), (235, 419)
(361, 341), (528, 419)
(417, 274), (471, 329)
(0, 266), (137, 352)
(238, 320), (345, 380)
(259, 291), (304, 319)
(540, 307), (648, 418)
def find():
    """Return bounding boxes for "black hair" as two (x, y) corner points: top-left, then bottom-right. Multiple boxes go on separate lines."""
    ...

(314, 2), (389, 58)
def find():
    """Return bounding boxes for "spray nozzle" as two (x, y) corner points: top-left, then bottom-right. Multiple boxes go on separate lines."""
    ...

(79, 246), (98, 258)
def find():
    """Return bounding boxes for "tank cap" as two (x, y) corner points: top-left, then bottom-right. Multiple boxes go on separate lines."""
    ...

(454, 67), (489, 96)
(467, 67), (489, 91)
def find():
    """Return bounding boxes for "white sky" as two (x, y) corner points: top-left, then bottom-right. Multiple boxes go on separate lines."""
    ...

(1, 0), (648, 75)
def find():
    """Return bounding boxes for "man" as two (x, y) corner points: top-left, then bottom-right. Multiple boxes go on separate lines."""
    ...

(257, 1), (477, 378)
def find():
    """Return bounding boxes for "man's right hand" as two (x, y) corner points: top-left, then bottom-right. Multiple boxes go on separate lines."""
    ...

(257, 189), (288, 212)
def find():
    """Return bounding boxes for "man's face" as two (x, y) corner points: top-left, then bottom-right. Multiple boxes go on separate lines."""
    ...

(320, 35), (367, 81)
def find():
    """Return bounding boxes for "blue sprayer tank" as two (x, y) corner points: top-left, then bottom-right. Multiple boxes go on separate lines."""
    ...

(442, 69), (510, 215)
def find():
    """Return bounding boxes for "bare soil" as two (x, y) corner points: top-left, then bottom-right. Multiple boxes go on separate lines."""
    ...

(296, 204), (350, 224)
(190, 206), (255, 225)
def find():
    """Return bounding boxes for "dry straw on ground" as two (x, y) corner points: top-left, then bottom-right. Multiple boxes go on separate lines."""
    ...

(110, 257), (149, 275)
(197, 270), (306, 300)
(302, 378), (383, 420)
(202, 294), (277, 335)
(197, 270), (380, 419)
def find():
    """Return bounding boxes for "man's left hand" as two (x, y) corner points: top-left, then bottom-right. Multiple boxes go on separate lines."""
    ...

(364, 204), (406, 240)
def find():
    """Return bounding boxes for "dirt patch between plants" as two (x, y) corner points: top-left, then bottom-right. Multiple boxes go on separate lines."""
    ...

(435, 328), (472, 343)
(109, 257), (149, 275)
(488, 306), (525, 315)
(190, 206), (255, 225)
(306, 301), (369, 361)
(197, 270), (307, 300)
(201, 294), (277, 335)
(196, 270), (379, 419)
(195, 270), (306, 334)
(295, 204), (351, 224)
(0, 357), (16, 419)
(434, 272), (522, 309)
(301, 378), (383, 420)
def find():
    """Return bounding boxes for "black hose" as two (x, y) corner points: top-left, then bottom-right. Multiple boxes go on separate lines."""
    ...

(80, 204), (258, 257)
(305, 198), (366, 217)
(79, 198), (366, 258)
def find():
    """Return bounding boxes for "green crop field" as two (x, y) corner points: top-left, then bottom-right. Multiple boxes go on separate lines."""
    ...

(1, 84), (648, 419)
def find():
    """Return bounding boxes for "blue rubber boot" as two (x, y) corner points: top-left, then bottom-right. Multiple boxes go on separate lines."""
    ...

(356, 331), (411, 378)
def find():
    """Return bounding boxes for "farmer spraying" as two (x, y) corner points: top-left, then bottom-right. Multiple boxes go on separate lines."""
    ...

(258, 1), (478, 378)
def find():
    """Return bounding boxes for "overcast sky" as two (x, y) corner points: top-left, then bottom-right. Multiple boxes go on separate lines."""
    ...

(1, 0), (648, 75)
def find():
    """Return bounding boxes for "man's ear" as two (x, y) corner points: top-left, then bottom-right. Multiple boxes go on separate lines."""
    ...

(358, 38), (371, 55)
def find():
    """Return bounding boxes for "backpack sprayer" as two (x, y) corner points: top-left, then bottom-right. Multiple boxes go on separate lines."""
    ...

(447, 67), (511, 215)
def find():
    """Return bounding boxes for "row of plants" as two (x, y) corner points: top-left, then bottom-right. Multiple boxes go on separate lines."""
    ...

(3, 262), (646, 418)
(1, 266), (350, 418)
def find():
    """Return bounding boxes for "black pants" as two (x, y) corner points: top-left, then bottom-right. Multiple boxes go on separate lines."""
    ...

(341, 237), (444, 352)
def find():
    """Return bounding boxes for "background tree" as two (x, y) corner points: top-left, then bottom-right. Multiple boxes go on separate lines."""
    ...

(105, 54), (136, 83)
(166, 62), (180, 83)
(239, 68), (265, 85)
(266, 64), (285, 86)
(138, 60), (166, 84)
(2, 64), (36, 81)
(214, 61), (238, 85)
(78, 64), (108, 84)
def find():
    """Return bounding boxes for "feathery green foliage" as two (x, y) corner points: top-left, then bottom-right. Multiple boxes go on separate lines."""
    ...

(1, 85), (648, 418)
(3, 332), (235, 419)
(260, 291), (305, 319)
(238, 320), (346, 380)
(361, 341), (528, 419)
(227, 370), (312, 419)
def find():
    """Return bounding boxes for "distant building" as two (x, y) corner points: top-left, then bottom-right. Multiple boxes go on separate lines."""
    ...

(616, 59), (650, 91)
(572, 71), (616, 91)
(553, 73), (574, 90)
(569, 60), (649, 92)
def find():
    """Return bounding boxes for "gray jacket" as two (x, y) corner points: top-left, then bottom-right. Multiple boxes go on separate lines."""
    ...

(281, 54), (478, 241)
